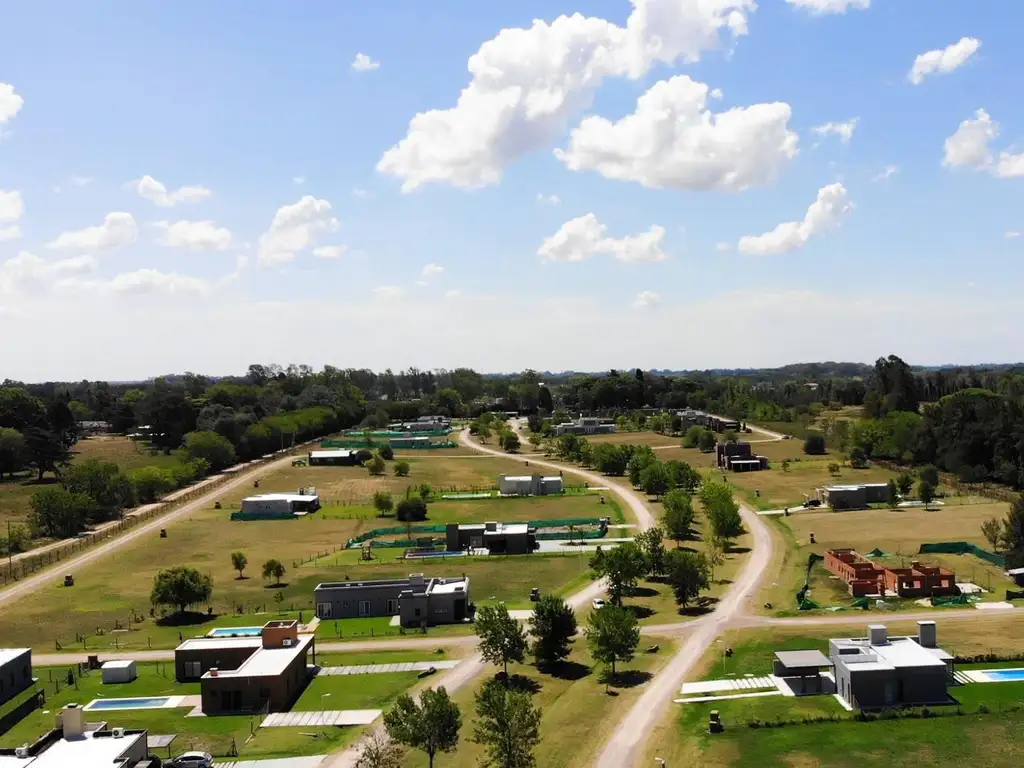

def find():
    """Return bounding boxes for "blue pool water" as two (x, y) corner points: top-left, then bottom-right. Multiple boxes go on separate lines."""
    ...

(405, 551), (467, 559)
(85, 697), (171, 711)
(208, 626), (263, 637)
(985, 668), (1024, 681)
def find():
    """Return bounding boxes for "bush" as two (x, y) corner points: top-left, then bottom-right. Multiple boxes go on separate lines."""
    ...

(396, 498), (428, 522)
(355, 448), (374, 464)
(379, 444), (395, 461)
(803, 433), (827, 455)
(394, 460), (411, 477)
(978, 703), (990, 714)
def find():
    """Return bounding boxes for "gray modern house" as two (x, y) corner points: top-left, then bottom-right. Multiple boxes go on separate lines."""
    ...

(314, 574), (471, 627)
(446, 522), (537, 555)
(0, 648), (32, 707)
(829, 622), (954, 709)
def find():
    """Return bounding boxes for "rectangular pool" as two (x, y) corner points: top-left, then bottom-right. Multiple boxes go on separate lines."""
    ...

(84, 697), (173, 711)
(984, 668), (1024, 682)
(208, 626), (263, 637)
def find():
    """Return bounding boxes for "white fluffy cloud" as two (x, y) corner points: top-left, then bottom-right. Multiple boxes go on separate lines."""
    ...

(873, 165), (899, 182)
(373, 285), (405, 300)
(351, 53), (380, 72)
(1006, 231), (1021, 240)
(738, 183), (853, 255)
(154, 220), (233, 251)
(312, 245), (347, 259)
(556, 76), (797, 191)
(377, 0), (756, 191)
(46, 212), (137, 251)
(0, 252), (98, 295)
(812, 118), (858, 144)
(538, 213), (667, 264)
(909, 37), (981, 85)
(0, 83), (23, 123)
(632, 290), (661, 309)
(536, 193), (561, 206)
(421, 263), (444, 280)
(0, 190), (23, 241)
(786, 0), (870, 14)
(132, 175), (213, 207)
(943, 109), (1024, 178)
(258, 196), (340, 265)
(105, 269), (209, 296)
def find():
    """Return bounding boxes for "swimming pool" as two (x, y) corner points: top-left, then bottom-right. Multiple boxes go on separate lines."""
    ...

(84, 697), (174, 711)
(405, 551), (467, 559)
(984, 668), (1024, 682)
(207, 626), (263, 637)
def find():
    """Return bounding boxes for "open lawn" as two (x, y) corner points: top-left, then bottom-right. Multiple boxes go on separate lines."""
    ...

(0, 661), (361, 760)
(719, 459), (897, 512)
(760, 500), (1013, 613)
(643, 620), (1024, 768)
(401, 636), (677, 768)
(296, 671), (420, 711)
(582, 431), (683, 448)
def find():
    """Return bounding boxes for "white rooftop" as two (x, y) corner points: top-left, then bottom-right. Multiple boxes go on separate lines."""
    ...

(430, 579), (469, 595)
(0, 648), (30, 666)
(176, 636), (263, 652)
(309, 449), (353, 458)
(203, 634), (314, 678)
(485, 523), (529, 536)
(0, 729), (148, 768)
(873, 639), (946, 669)
(242, 493), (319, 503)
(101, 660), (134, 670)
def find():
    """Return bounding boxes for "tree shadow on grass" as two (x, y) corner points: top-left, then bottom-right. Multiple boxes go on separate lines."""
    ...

(544, 661), (591, 682)
(624, 604), (655, 621)
(500, 673), (542, 695)
(627, 586), (659, 599)
(264, 583), (290, 590)
(728, 546), (751, 555)
(679, 597), (719, 617)
(599, 669), (654, 690)
(155, 611), (219, 628)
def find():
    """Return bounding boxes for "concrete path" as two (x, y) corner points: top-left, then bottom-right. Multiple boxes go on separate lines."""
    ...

(0, 445), (315, 607)
(214, 758), (325, 768)
(680, 676), (776, 695)
(262, 710), (381, 727)
(318, 661), (460, 675)
(674, 690), (782, 705)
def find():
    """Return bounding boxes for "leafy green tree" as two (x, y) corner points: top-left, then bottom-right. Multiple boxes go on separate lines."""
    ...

(664, 459), (701, 492)
(28, 487), (95, 538)
(183, 430), (236, 472)
(131, 466), (176, 503)
(701, 482), (744, 544)
(62, 458), (136, 518)
(394, 460), (411, 477)
(664, 549), (710, 608)
(354, 732), (403, 768)
(697, 429), (717, 453)
(634, 526), (667, 576)
(827, 462), (841, 476)
(803, 433), (827, 455)
(262, 558), (286, 585)
(230, 551), (248, 579)
(150, 566), (213, 614)
(781, 459), (791, 473)
(626, 446), (656, 486)
(662, 490), (695, 547)
(982, 518), (1003, 552)
(590, 542), (646, 606)
(475, 604), (527, 676)
(373, 491), (394, 515)
(705, 535), (726, 582)
(586, 604), (639, 677)
(418, 483), (433, 501)
(591, 444), (628, 476)
(682, 426), (703, 449)
(0, 428), (26, 480)
(919, 465), (940, 487)
(23, 427), (73, 481)
(1002, 496), (1024, 554)
(383, 687), (462, 768)
(639, 461), (670, 498)
(366, 455), (387, 476)
(396, 498), (428, 522)
(435, 388), (464, 417)
(897, 472), (915, 497)
(864, 354), (919, 418)
(472, 679), (541, 768)
(886, 479), (900, 510)
(918, 479), (936, 510)
(502, 433), (521, 453)
(527, 595), (577, 666)
(379, 444), (395, 461)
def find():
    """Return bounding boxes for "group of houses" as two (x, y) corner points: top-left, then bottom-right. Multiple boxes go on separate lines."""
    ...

(675, 409), (741, 433)
(388, 415), (451, 433)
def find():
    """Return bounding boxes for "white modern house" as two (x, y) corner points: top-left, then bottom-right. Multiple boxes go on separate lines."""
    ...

(553, 416), (616, 436)
(239, 489), (321, 517)
(498, 474), (563, 496)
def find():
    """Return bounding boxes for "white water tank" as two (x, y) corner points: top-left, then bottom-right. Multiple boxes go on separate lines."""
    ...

(868, 624), (888, 646)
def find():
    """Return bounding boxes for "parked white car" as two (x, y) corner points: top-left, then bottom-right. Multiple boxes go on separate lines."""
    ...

(168, 752), (214, 768)
(592, 598), (606, 610)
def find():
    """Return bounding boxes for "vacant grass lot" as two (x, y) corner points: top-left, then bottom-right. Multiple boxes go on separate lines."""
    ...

(644, 621), (1024, 768)
(401, 636), (677, 768)
(719, 459), (897, 511)
(584, 431), (683, 448)
(761, 500), (1012, 613)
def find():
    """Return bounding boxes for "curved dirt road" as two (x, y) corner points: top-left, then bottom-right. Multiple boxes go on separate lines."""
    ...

(0, 449), (307, 607)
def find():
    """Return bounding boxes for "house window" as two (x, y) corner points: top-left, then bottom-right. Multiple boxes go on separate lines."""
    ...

(359, 600), (371, 617)
(415, 608), (422, 617)
(316, 602), (333, 619)
(386, 599), (398, 614)
(184, 661), (202, 678)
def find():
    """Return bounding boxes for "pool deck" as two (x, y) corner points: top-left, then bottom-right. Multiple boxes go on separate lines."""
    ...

(261, 710), (381, 727)
(959, 667), (1024, 683)
(84, 694), (200, 711)
(318, 660), (461, 676)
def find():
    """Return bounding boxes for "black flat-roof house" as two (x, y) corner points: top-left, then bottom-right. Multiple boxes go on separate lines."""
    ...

(314, 574), (471, 627)
(446, 522), (537, 555)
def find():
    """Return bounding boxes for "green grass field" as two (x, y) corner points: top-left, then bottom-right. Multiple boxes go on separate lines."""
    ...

(760, 499), (1013, 614)
(401, 637), (678, 768)
(643, 622), (1024, 768)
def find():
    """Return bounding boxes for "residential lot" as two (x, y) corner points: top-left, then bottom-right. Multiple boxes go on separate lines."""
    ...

(642, 617), (1024, 768)
(761, 500), (1013, 613)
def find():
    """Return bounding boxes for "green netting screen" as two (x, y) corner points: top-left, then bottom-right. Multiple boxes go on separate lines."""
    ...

(918, 542), (1006, 567)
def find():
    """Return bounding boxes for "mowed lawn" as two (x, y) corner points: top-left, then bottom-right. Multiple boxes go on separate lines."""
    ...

(643, 621), (1024, 768)
(720, 458), (898, 511)
(401, 637), (678, 768)
(760, 500), (1012, 612)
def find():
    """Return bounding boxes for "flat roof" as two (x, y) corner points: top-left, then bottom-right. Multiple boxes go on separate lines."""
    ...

(101, 660), (135, 669)
(501, 476), (560, 482)
(729, 459), (764, 464)
(430, 579), (469, 595)
(485, 523), (530, 536)
(316, 576), (426, 590)
(176, 636), (263, 652)
(309, 449), (354, 458)
(242, 493), (319, 503)
(833, 636), (947, 669)
(0, 648), (30, 667)
(774, 650), (831, 669)
(825, 483), (889, 492)
(9, 730), (148, 768)
(205, 634), (314, 678)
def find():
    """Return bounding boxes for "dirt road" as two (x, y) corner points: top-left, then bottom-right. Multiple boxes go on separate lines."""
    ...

(0, 449), (306, 608)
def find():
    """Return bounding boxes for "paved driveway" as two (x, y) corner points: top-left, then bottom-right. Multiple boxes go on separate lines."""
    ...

(214, 758), (325, 767)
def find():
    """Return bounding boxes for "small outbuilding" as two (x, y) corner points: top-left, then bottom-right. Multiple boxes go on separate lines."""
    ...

(308, 449), (358, 466)
(772, 650), (831, 694)
(101, 659), (138, 684)
(498, 474), (562, 496)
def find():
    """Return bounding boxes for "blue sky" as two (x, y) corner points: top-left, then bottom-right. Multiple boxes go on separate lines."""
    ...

(1, 0), (1022, 380)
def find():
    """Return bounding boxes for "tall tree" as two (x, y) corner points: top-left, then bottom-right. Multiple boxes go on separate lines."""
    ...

(472, 679), (541, 768)
(886, 479), (900, 510)
(527, 595), (577, 667)
(383, 687), (462, 768)
(664, 459), (701, 492)
(586, 604), (640, 678)
(475, 604), (527, 676)
(1002, 495), (1024, 554)
(664, 549), (710, 608)
(23, 427), (72, 481)
(0, 428), (26, 480)
(230, 551), (248, 579)
(262, 558), (286, 585)
(183, 430), (236, 472)
(701, 482), (745, 544)
(917, 479), (936, 510)
(865, 354), (920, 418)
(634, 526), (667, 577)
(662, 490), (695, 546)
(639, 461), (670, 498)
(28, 487), (95, 538)
(589, 542), (646, 606)
(981, 518), (1003, 552)
(150, 567), (213, 614)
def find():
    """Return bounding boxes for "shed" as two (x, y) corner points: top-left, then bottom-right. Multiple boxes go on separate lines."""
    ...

(773, 650), (831, 695)
(101, 659), (137, 684)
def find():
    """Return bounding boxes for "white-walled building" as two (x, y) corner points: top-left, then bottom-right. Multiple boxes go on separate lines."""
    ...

(498, 474), (563, 496)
